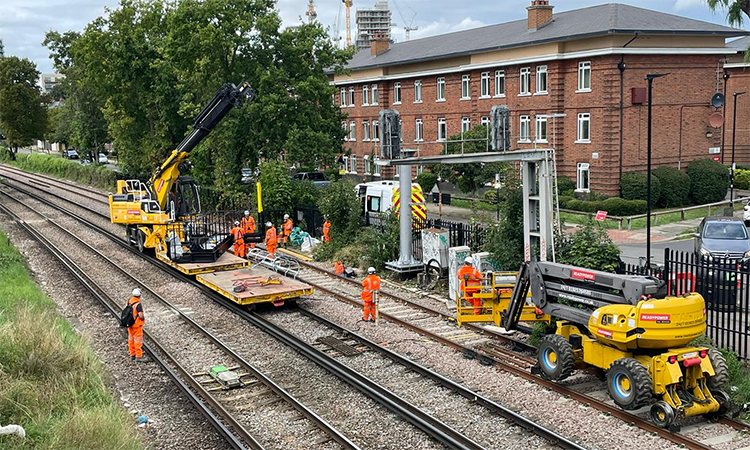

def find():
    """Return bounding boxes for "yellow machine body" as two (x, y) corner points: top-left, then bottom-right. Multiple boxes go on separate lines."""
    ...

(456, 272), (551, 327)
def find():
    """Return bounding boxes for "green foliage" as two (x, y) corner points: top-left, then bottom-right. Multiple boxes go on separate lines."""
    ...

(0, 57), (48, 157)
(719, 347), (750, 411)
(557, 176), (576, 196)
(430, 125), (505, 193)
(483, 187), (524, 270)
(564, 197), (647, 216)
(556, 220), (621, 272)
(318, 179), (361, 243)
(356, 213), (400, 270)
(0, 232), (143, 450)
(291, 180), (320, 208)
(688, 158), (731, 204)
(259, 161), (294, 213)
(620, 172), (661, 204)
(530, 322), (557, 346)
(734, 168), (750, 190)
(0, 153), (116, 191)
(653, 165), (690, 207)
(483, 190), (498, 203)
(416, 171), (437, 194)
(324, 167), (341, 182)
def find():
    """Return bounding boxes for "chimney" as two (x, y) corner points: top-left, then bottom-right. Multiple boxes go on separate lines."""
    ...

(370, 33), (390, 57)
(527, 0), (554, 31)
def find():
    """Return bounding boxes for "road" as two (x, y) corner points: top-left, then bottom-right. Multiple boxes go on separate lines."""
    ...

(618, 238), (695, 266)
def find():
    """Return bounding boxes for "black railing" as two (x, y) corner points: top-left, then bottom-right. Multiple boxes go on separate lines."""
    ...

(412, 218), (488, 261)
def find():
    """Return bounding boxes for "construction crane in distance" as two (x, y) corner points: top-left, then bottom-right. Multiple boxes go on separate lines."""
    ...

(392, 0), (417, 41)
(305, 0), (317, 24)
(343, 0), (353, 47)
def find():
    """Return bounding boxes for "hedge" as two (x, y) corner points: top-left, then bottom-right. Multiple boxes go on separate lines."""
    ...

(653, 166), (690, 208)
(620, 172), (661, 204)
(688, 158), (730, 204)
(416, 172), (437, 193)
(564, 197), (647, 216)
(0, 152), (117, 191)
(734, 168), (750, 190)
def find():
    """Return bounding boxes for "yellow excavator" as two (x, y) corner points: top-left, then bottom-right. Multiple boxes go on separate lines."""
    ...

(501, 261), (731, 429)
(109, 82), (255, 261)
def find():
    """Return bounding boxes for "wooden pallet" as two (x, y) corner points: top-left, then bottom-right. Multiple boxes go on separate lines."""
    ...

(196, 266), (313, 306)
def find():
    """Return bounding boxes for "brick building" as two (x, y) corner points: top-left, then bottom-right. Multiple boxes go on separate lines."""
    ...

(724, 36), (750, 167)
(330, 1), (747, 194)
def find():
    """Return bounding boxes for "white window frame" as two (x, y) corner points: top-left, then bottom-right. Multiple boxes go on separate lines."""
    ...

(519, 115), (530, 143)
(350, 154), (357, 174)
(494, 70), (505, 97)
(372, 120), (380, 142)
(436, 77), (446, 102)
(577, 113), (591, 143)
(414, 79), (422, 103)
(461, 117), (471, 134)
(342, 121), (348, 139)
(363, 120), (370, 141)
(480, 116), (490, 127)
(393, 82), (401, 104)
(340, 88), (346, 107)
(342, 155), (348, 173)
(373, 155), (381, 176)
(461, 74), (470, 100)
(364, 155), (372, 175)
(480, 72), (490, 98)
(437, 118), (447, 141)
(362, 85), (369, 106)
(371, 84), (379, 105)
(535, 115), (548, 143)
(349, 120), (356, 141)
(520, 67), (531, 95)
(577, 61), (591, 92)
(415, 118), (423, 142)
(577, 162), (590, 192)
(348, 87), (355, 107)
(535, 65), (548, 95)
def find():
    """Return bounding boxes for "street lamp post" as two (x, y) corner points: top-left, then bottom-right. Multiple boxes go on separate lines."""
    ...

(730, 91), (746, 207)
(646, 73), (669, 273)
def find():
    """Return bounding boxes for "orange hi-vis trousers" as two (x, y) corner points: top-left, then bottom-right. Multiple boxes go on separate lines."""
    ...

(128, 325), (144, 358)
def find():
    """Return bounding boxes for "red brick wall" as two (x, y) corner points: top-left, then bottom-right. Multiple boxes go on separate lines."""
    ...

(335, 53), (726, 194)
(724, 67), (750, 167)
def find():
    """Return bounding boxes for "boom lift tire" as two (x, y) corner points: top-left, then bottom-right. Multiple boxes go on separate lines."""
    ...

(707, 347), (729, 391)
(606, 358), (652, 410)
(650, 401), (676, 428)
(537, 334), (576, 381)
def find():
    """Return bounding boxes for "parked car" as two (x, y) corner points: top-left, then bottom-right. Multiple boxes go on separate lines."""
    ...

(694, 216), (750, 260)
(240, 167), (253, 184)
(293, 171), (330, 188)
(743, 201), (750, 226)
(98, 153), (108, 164)
(64, 148), (79, 159)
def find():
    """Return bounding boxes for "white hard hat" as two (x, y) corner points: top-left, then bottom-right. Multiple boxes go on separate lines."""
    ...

(368, 267), (376, 274)
(244, 210), (250, 215)
(284, 214), (290, 219)
(132, 288), (141, 297)
(235, 220), (240, 226)
(266, 222), (272, 227)
(464, 256), (474, 265)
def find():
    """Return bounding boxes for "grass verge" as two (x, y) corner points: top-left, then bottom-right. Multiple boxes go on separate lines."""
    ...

(0, 230), (143, 450)
(448, 198), (498, 212)
(0, 148), (116, 191)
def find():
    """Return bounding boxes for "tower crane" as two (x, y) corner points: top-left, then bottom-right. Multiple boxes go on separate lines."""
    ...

(343, 0), (353, 47)
(305, 0), (317, 24)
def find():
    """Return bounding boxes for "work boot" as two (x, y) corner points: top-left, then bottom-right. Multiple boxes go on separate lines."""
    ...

(131, 355), (136, 361)
(135, 356), (150, 363)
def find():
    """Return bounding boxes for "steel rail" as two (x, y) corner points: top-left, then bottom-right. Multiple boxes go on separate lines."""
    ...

(1, 165), (109, 205)
(0, 201), (254, 450)
(0, 190), (361, 450)
(1, 163), (109, 196)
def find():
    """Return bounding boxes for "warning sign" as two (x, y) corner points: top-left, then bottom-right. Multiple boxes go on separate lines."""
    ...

(595, 210), (607, 221)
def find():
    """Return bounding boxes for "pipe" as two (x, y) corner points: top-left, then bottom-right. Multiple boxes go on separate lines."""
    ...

(0, 424), (26, 438)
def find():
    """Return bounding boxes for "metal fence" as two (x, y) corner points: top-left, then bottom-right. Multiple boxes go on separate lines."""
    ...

(623, 248), (750, 357)
(412, 219), (488, 261)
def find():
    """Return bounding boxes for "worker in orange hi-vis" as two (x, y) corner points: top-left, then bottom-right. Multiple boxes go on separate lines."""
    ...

(265, 221), (277, 258)
(361, 267), (381, 323)
(457, 256), (484, 314)
(231, 221), (247, 258)
(282, 214), (293, 246)
(334, 260), (345, 276)
(127, 288), (147, 362)
(322, 218), (331, 243)
(241, 210), (256, 249)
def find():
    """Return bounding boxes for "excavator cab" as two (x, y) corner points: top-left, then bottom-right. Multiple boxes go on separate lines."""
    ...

(167, 176), (201, 219)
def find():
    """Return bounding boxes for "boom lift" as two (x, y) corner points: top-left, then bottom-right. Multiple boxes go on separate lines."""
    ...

(501, 262), (731, 428)
(109, 82), (256, 262)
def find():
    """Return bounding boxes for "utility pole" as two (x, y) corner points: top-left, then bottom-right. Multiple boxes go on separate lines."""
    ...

(730, 91), (746, 207)
(646, 73), (669, 274)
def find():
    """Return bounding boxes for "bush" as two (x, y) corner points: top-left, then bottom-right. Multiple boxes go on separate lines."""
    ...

(653, 166), (690, 208)
(558, 195), (575, 209)
(688, 158), (730, 204)
(483, 187), (524, 270)
(259, 161), (294, 212)
(323, 167), (341, 182)
(620, 172), (661, 204)
(564, 197), (647, 216)
(483, 190), (498, 204)
(416, 172), (437, 194)
(734, 169), (750, 190)
(557, 176), (576, 196)
(318, 180), (361, 246)
(556, 220), (621, 272)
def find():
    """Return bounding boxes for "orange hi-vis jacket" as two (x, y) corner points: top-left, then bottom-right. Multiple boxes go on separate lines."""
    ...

(361, 274), (381, 302)
(322, 221), (331, 241)
(457, 265), (483, 293)
(241, 215), (256, 234)
(265, 226), (277, 246)
(231, 226), (244, 244)
(283, 219), (293, 236)
(128, 296), (144, 328)
(334, 261), (344, 275)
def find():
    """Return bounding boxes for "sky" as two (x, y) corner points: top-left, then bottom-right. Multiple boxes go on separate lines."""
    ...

(0, 0), (745, 74)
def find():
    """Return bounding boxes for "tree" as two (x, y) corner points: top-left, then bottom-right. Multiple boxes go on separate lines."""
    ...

(556, 220), (621, 273)
(708, 1), (750, 58)
(318, 179), (362, 243)
(0, 57), (48, 159)
(430, 125), (506, 193)
(483, 186), (525, 270)
(259, 161), (294, 213)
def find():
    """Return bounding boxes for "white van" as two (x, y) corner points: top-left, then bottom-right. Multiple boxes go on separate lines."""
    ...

(355, 180), (426, 225)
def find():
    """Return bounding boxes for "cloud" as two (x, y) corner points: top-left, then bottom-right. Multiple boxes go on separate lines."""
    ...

(408, 16), (486, 41)
(674, 0), (705, 11)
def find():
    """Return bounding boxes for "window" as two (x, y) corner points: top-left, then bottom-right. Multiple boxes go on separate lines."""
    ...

(481, 116), (490, 126)
(415, 118), (423, 142)
(348, 87), (355, 106)
(461, 74), (470, 99)
(536, 65), (547, 94)
(341, 155), (348, 172)
(520, 67), (530, 95)
(535, 115), (548, 143)
(364, 155), (372, 174)
(363, 120), (370, 141)
(495, 70), (505, 97)
(577, 113), (591, 142)
(578, 61), (591, 91)
(342, 121), (348, 139)
(371, 84), (379, 105)
(519, 115), (530, 142)
(414, 79), (422, 103)
(437, 118), (447, 141)
(349, 120), (356, 141)
(372, 120), (380, 141)
(362, 85), (369, 105)
(393, 82), (401, 104)
(577, 163), (590, 192)
(461, 117), (471, 134)
(350, 154), (357, 173)
(373, 156), (381, 176)
(436, 77), (446, 101)
(480, 72), (490, 98)
(340, 88), (346, 106)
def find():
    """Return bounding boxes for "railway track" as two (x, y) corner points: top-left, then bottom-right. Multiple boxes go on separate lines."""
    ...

(3, 166), (750, 449)
(0, 189), (359, 450)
